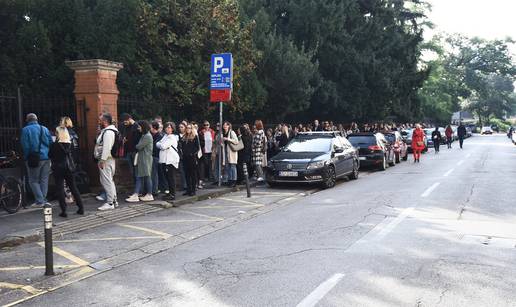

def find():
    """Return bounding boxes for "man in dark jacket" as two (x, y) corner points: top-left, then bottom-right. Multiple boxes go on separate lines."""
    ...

(431, 127), (442, 153)
(20, 113), (53, 206)
(457, 123), (467, 149)
(120, 113), (141, 182)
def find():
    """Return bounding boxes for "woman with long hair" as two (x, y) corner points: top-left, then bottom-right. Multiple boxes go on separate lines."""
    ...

(48, 126), (84, 217)
(252, 120), (267, 182)
(126, 120), (154, 202)
(222, 121), (239, 187)
(412, 124), (426, 163)
(180, 123), (200, 196)
(157, 122), (180, 201)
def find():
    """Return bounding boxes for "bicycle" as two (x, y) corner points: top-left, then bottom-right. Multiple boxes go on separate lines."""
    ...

(0, 152), (23, 214)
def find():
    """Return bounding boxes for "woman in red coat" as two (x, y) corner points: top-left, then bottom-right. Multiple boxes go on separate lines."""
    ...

(412, 124), (425, 163)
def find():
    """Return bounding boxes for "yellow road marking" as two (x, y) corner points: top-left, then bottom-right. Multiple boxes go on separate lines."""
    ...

(54, 236), (162, 243)
(0, 282), (42, 295)
(37, 243), (90, 266)
(0, 264), (81, 271)
(174, 208), (223, 220)
(126, 220), (215, 224)
(117, 223), (171, 238)
(218, 197), (261, 206)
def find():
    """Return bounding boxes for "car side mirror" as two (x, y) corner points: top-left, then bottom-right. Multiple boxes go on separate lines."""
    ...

(334, 146), (344, 153)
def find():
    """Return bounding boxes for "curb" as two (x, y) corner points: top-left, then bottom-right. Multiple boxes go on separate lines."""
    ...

(0, 182), (260, 249)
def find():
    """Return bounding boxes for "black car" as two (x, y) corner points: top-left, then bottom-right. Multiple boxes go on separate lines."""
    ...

(347, 132), (395, 171)
(265, 132), (360, 189)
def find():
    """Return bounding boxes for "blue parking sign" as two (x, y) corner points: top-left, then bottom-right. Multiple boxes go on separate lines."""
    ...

(210, 53), (233, 90)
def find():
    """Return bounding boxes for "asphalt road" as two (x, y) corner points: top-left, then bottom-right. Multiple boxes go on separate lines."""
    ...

(4, 134), (516, 307)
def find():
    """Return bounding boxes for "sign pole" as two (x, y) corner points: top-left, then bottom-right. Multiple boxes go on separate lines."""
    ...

(218, 101), (223, 187)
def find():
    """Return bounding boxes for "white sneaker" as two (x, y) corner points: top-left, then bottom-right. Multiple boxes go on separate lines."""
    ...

(113, 200), (119, 208)
(96, 195), (107, 201)
(139, 194), (154, 202)
(125, 194), (140, 203)
(164, 190), (170, 194)
(257, 177), (264, 182)
(97, 203), (115, 211)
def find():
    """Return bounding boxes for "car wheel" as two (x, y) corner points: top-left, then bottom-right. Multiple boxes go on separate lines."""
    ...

(379, 156), (387, 171)
(322, 166), (336, 189)
(267, 181), (278, 188)
(349, 161), (359, 180)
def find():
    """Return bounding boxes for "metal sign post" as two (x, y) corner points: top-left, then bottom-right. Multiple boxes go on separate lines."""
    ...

(210, 53), (233, 187)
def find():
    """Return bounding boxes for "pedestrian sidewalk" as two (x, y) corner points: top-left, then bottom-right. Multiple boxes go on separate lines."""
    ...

(0, 183), (254, 248)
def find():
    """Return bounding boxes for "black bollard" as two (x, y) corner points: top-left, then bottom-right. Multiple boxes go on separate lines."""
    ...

(243, 163), (251, 198)
(43, 203), (54, 276)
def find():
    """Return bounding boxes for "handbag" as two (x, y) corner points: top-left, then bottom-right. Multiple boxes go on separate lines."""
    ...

(28, 126), (44, 168)
(416, 141), (424, 147)
(229, 136), (244, 151)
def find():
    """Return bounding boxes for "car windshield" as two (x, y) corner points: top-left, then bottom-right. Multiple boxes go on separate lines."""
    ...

(283, 137), (331, 153)
(348, 136), (376, 147)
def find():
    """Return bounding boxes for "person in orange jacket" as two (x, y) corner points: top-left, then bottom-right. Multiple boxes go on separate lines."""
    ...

(412, 124), (425, 163)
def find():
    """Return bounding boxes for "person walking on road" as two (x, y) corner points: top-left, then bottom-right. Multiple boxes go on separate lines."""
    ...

(126, 121), (154, 203)
(412, 124), (425, 163)
(49, 126), (84, 217)
(157, 122), (180, 201)
(431, 127), (442, 153)
(181, 123), (200, 196)
(94, 113), (119, 211)
(445, 125), (453, 149)
(457, 123), (467, 149)
(21, 113), (53, 207)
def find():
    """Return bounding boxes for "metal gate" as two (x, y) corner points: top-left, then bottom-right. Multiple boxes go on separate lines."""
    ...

(0, 90), (22, 155)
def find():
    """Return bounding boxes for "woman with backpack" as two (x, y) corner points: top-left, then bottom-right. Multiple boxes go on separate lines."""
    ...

(49, 126), (84, 217)
(126, 121), (154, 202)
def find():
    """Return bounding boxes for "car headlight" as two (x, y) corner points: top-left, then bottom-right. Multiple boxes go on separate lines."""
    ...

(307, 161), (326, 169)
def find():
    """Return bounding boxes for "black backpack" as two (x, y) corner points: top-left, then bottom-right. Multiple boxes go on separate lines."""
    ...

(101, 129), (123, 158)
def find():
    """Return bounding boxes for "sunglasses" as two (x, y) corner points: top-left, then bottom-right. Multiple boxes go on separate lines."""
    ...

(204, 124), (209, 126)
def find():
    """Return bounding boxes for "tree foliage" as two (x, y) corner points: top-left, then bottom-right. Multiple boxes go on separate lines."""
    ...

(1, 0), (432, 123)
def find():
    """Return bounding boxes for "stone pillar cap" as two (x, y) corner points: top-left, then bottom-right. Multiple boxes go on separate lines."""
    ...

(65, 59), (123, 72)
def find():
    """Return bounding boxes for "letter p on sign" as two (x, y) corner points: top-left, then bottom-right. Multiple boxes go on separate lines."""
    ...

(214, 57), (224, 73)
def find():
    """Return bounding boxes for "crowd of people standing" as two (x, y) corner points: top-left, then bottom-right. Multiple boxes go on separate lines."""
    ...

(20, 112), (467, 217)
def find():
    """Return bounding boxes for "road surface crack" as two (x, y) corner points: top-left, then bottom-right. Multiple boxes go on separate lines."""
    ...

(458, 184), (475, 220)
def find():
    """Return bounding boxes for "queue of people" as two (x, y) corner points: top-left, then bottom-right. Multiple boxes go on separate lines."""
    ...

(20, 111), (466, 216)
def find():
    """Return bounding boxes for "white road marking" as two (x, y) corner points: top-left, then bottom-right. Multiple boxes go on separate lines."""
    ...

(457, 160), (464, 166)
(443, 168), (455, 177)
(421, 182), (441, 198)
(374, 207), (414, 240)
(296, 273), (345, 307)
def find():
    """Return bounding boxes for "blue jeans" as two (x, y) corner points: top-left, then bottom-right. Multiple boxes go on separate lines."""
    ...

(152, 157), (167, 194)
(135, 176), (152, 195)
(225, 164), (237, 181)
(26, 160), (51, 204)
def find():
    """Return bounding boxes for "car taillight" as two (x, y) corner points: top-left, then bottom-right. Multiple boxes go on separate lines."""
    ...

(368, 145), (382, 151)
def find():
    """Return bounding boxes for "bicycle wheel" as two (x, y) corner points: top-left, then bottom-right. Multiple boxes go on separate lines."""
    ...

(1, 177), (22, 214)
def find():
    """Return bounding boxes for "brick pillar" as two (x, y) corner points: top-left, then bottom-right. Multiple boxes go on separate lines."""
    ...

(66, 59), (123, 185)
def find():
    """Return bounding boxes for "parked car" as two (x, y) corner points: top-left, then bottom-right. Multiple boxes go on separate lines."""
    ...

(265, 131), (359, 189)
(347, 132), (396, 171)
(511, 130), (516, 144)
(384, 131), (408, 163)
(402, 129), (428, 153)
(481, 126), (493, 135)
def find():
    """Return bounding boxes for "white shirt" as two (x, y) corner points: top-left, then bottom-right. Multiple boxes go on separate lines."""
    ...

(204, 131), (213, 153)
(156, 134), (180, 168)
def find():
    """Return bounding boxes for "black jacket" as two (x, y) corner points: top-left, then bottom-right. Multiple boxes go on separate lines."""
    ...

(180, 137), (200, 158)
(457, 125), (467, 138)
(49, 142), (73, 172)
(431, 130), (442, 142)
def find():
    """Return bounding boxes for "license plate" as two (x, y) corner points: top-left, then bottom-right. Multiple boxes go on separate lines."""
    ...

(359, 157), (366, 160)
(279, 171), (298, 177)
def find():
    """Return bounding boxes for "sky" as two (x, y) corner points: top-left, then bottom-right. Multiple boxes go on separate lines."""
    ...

(426, 0), (516, 41)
